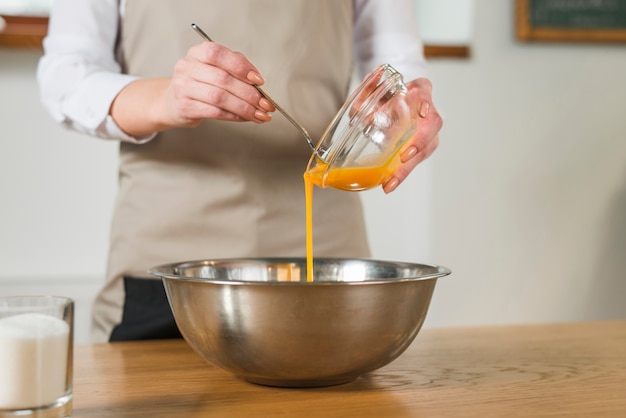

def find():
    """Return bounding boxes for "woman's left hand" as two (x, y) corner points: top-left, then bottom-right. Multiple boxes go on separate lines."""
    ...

(382, 77), (442, 194)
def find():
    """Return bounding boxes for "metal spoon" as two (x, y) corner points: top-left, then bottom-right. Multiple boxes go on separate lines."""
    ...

(191, 24), (317, 152)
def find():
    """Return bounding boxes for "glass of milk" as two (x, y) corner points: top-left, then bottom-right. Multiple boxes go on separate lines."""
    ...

(0, 296), (73, 418)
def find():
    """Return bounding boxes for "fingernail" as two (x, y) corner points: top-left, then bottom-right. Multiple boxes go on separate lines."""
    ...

(255, 109), (271, 122)
(419, 101), (430, 118)
(247, 71), (264, 85)
(259, 98), (276, 112)
(401, 146), (418, 162)
(384, 178), (399, 193)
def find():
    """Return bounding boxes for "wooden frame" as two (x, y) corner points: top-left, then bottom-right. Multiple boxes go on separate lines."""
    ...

(516, 0), (626, 43)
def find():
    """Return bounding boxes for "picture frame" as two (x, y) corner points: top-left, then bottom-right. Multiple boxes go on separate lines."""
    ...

(516, 0), (626, 43)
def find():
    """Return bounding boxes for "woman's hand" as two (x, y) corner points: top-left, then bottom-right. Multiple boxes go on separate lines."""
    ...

(110, 41), (275, 137)
(382, 77), (442, 194)
(165, 41), (275, 126)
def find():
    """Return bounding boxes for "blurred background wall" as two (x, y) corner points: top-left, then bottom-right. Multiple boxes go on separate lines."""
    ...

(423, 1), (626, 327)
(1, 1), (625, 342)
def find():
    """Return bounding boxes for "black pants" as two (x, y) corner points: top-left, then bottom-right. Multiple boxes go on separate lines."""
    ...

(109, 276), (182, 342)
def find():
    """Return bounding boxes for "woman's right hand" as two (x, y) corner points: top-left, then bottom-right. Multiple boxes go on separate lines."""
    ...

(165, 41), (275, 127)
(110, 41), (275, 138)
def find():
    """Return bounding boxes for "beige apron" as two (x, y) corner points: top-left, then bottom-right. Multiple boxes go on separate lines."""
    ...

(92, 0), (370, 342)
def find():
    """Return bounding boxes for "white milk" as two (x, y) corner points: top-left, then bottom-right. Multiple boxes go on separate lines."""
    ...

(0, 313), (69, 410)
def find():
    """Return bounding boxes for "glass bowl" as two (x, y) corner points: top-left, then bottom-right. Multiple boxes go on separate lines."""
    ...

(306, 64), (419, 191)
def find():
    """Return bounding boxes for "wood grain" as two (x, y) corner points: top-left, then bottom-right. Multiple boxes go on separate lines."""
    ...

(72, 321), (626, 417)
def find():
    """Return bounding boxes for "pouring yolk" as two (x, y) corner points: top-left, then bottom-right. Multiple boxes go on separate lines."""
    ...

(304, 157), (401, 282)
(305, 162), (391, 191)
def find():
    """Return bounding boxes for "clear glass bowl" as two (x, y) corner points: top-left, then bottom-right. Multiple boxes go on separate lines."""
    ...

(306, 64), (418, 191)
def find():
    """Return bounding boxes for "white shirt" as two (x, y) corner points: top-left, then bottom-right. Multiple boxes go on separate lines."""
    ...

(37, 0), (427, 143)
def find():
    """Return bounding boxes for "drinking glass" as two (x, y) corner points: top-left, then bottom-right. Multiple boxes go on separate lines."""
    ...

(0, 296), (74, 418)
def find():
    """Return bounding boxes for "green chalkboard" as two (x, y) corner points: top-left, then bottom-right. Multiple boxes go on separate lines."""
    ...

(530, 0), (626, 29)
(517, 0), (626, 42)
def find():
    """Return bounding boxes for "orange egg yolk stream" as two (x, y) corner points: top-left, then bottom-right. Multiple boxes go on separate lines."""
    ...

(303, 156), (401, 282)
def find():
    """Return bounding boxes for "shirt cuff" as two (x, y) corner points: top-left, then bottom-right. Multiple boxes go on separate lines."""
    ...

(103, 115), (157, 144)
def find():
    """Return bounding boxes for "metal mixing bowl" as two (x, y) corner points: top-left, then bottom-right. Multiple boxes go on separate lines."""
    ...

(148, 258), (450, 387)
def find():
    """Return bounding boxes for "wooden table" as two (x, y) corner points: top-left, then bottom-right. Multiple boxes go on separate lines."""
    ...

(72, 321), (626, 417)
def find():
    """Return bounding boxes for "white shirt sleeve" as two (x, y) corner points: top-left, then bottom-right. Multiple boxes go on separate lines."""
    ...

(353, 0), (428, 82)
(36, 0), (154, 143)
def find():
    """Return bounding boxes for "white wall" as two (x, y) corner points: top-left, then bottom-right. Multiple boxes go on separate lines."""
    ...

(415, 0), (475, 46)
(1, 0), (625, 342)
(0, 50), (118, 343)
(424, 0), (626, 328)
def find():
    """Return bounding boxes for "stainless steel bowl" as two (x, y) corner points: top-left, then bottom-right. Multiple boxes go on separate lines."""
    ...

(148, 258), (450, 387)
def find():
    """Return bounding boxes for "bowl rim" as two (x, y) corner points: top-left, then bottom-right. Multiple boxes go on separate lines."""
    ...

(313, 64), (404, 166)
(147, 257), (451, 286)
